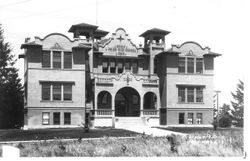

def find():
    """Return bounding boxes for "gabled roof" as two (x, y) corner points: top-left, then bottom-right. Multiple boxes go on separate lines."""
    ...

(139, 28), (170, 37)
(20, 41), (42, 49)
(68, 23), (98, 32)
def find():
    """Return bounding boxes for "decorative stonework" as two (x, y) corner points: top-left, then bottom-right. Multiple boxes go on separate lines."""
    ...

(98, 28), (139, 57)
(50, 42), (64, 50)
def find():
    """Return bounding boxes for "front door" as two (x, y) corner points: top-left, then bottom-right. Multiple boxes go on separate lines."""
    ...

(115, 87), (140, 117)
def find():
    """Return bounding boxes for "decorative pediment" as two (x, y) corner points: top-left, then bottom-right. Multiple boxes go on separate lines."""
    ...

(185, 50), (195, 56)
(50, 42), (64, 50)
(98, 28), (138, 57)
(172, 41), (210, 57)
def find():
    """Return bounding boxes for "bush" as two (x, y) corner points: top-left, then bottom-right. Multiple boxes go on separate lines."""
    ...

(219, 115), (232, 127)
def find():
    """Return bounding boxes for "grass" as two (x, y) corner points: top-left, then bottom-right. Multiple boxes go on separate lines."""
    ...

(0, 128), (139, 142)
(1, 128), (244, 157)
(156, 126), (243, 134)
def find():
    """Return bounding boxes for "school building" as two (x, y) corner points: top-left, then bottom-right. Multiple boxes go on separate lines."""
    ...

(19, 23), (221, 129)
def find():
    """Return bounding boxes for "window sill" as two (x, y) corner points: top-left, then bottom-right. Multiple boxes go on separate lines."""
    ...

(41, 100), (73, 103)
(177, 102), (204, 104)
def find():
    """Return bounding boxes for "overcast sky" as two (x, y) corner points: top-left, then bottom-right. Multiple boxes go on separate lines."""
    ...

(0, 0), (248, 107)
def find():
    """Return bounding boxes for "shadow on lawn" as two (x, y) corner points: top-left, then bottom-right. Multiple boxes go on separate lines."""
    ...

(0, 128), (139, 142)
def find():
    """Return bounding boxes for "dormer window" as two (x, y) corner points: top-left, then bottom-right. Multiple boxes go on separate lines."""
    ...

(187, 58), (194, 73)
(53, 51), (61, 69)
(42, 50), (72, 69)
(196, 58), (203, 74)
(178, 57), (203, 74)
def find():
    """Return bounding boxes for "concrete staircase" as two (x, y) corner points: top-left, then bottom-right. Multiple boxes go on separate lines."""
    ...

(115, 117), (147, 129)
(114, 117), (186, 137)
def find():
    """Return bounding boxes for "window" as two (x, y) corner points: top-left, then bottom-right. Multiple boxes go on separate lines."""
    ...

(187, 58), (194, 73)
(64, 52), (72, 69)
(64, 84), (72, 101)
(178, 86), (204, 103)
(42, 51), (51, 68)
(196, 87), (203, 102)
(179, 113), (185, 124)
(64, 113), (71, 125)
(132, 60), (138, 74)
(53, 83), (61, 100)
(179, 57), (204, 74)
(42, 83), (50, 100)
(178, 57), (185, 73)
(125, 59), (130, 71)
(196, 58), (203, 74)
(53, 112), (60, 125)
(187, 87), (194, 102)
(178, 87), (185, 102)
(197, 113), (203, 124)
(110, 59), (116, 73)
(117, 60), (123, 73)
(187, 113), (194, 124)
(42, 112), (50, 125)
(154, 59), (157, 74)
(43, 50), (74, 69)
(97, 91), (112, 109)
(41, 82), (73, 101)
(53, 51), (61, 69)
(102, 58), (108, 73)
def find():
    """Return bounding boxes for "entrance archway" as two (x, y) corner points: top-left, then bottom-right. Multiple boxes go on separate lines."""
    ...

(115, 87), (140, 117)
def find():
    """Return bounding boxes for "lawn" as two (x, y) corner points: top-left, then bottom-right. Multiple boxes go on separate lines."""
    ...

(0, 128), (139, 142)
(0, 128), (244, 157)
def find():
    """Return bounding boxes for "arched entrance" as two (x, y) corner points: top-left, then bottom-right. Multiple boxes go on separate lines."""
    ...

(115, 87), (140, 117)
(143, 92), (157, 109)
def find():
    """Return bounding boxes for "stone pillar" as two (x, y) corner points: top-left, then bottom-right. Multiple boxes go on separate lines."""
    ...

(149, 35), (154, 76)
(94, 91), (98, 116)
(140, 95), (144, 117)
(150, 53), (154, 76)
(111, 94), (115, 117)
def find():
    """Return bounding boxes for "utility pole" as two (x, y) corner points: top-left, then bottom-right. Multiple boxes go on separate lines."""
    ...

(214, 90), (221, 128)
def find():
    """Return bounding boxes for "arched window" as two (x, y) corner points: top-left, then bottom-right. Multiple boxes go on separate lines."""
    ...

(97, 91), (112, 109)
(143, 92), (157, 109)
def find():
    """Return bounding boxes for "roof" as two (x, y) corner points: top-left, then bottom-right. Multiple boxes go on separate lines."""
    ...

(138, 52), (150, 57)
(20, 41), (42, 49)
(72, 43), (92, 50)
(68, 23), (98, 32)
(94, 29), (109, 39)
(154, 48), (181, 57)
(139, 28), (170, 37)
(204, 52), (221, 57)
(98, 38), (110, 45)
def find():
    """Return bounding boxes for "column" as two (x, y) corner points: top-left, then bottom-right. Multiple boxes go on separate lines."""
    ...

(112, 94), (115, 117)
(140, 95), (143, 117)
(94, 91), (98, 116)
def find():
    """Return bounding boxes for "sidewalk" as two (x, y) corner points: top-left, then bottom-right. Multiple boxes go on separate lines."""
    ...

(121, 126), (186, 136)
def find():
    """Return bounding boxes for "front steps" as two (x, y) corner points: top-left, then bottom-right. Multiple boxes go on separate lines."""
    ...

(115, 117), (147, 128)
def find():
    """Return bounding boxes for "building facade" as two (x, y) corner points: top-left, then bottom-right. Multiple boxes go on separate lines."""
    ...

(20, 23), (220, 129)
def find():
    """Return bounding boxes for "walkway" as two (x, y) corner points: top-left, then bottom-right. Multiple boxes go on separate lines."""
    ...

(120, 126), (186, 137)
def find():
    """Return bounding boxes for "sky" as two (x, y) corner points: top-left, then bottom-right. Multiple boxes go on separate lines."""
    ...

(0, 0), (248, 107)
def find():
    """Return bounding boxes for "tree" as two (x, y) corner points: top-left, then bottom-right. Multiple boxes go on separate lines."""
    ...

(231, 80), (244, 127)
(0, 24), (24, 128)
(219, 104), (233, 127)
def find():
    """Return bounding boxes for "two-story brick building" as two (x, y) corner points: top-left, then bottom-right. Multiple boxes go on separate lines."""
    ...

(20, 23), (220, 129)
